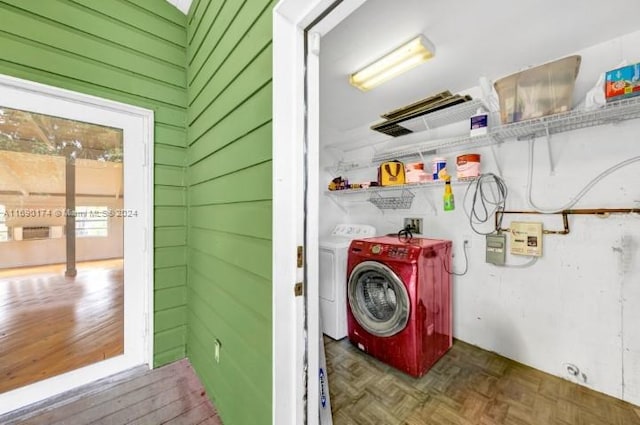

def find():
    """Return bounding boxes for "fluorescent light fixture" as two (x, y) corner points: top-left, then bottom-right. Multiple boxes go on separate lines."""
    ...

(349, 35), (436, 92)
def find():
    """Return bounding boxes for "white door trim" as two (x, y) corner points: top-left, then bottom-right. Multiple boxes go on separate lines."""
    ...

(0, 73), (154, 415)
(272, 1), (367, 424)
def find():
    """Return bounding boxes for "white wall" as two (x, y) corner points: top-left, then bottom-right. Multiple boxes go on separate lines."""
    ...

(0, 197), (124, 268)
(319, 30), (640, 405)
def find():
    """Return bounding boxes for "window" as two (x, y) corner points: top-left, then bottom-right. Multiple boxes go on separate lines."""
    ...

(75, 206), (108, 237)
(0, 205), (7, 241)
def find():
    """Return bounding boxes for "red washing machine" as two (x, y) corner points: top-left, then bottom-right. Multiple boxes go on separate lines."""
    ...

(346, 236), (452, 378)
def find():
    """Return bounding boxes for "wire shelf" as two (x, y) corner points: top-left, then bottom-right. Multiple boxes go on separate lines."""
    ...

(325, 177), (477, 195)
(373, 97), (640, 162)
(373, 133), (495, 162)
(323, 160), (371, 175)
(368, 189), (415, 210)
(496, 96), (640, 139)
(400, 98), (488, 131)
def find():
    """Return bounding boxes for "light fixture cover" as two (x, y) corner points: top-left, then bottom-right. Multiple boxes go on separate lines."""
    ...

(349, 35), (435, 92)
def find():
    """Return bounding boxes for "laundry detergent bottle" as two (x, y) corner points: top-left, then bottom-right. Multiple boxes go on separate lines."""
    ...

(443, 178), (455, 211)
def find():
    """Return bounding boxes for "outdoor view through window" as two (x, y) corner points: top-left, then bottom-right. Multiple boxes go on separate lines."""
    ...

(0, 105), (125, 393)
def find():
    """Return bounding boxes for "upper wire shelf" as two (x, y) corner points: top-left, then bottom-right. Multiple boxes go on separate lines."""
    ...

(323, 98), (487, 162)
(373, 96), (640, 162)
(398, 98), (488, 130)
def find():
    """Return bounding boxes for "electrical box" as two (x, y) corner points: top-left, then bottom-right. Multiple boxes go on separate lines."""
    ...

(510, 221), (543, 256)
(486, 233), (506, 265)
(403, 217), (423, 234)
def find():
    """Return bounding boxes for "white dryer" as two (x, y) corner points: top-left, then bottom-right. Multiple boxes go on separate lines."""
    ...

(319, 224), (376, 339)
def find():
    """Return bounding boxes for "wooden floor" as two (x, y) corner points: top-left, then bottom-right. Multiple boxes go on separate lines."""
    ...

(0, 359), (221, 425)
(325, 337), (640, 425)
(0, 259), (124, 394)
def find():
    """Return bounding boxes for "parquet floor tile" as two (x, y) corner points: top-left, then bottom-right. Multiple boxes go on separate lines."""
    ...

(325, 337), (640, 425)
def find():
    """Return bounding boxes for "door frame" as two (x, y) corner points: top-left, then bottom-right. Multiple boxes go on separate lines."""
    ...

(272, 1), (367, 424)
(0, 74), (154, 415)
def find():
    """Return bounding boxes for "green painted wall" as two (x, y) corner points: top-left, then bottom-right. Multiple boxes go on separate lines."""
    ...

(0, 0), (189, 366)
(1, 1), (276, 421)
(185, 0), (274, 424)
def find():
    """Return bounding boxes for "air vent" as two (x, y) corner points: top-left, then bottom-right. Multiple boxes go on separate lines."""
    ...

(371, 92), (473, 137)
(22, 226), (50, 240)
(369, 122), (413, 137)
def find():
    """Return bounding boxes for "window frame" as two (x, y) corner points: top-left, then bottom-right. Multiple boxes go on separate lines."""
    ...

(74, 206), (109, 238)
(0, 204), (8, 241)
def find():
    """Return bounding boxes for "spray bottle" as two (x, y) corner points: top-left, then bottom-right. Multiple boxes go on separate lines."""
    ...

(443, 177), (455, 211)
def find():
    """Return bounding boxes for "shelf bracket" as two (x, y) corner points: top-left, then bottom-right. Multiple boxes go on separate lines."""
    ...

(490, 145), (503, 177)
(421, 116), (431, 131)
(417, 148), (426, 165)
(323, 145), (345, 166)
(543, 124), (555, 175)
(326, 165), (338, 178)
(420, 190), (438, 214)
(490, 131), (504, 144)
(326, 193), (348, 214)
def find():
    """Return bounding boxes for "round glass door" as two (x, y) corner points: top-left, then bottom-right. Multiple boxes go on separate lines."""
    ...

(348, 261), (410, 337)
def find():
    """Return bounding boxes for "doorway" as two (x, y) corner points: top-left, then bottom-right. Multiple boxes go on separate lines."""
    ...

(273, 1), (368, 424)
(0, 74), (153, 414)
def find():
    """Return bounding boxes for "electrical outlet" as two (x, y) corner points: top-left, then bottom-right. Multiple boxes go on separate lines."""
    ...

(403, 218), (423, 234)
(214, 339), (222, 363)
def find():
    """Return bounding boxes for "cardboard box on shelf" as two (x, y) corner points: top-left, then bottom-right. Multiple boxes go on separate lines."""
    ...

(605, 63), (640, 102)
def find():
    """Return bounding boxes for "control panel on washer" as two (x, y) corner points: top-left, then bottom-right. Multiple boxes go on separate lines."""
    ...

(387, 246), (410, 258)
(369, 244), (410, 259)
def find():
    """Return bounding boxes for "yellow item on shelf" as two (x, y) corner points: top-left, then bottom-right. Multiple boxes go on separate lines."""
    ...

(378, 160), (406, 186)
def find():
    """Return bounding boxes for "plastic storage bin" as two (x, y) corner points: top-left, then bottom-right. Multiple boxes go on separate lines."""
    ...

(494, 55), (581, 124)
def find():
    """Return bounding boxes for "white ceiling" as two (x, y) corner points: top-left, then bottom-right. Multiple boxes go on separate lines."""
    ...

(320, 0), (640, 146)
(165, 0), (191, 14)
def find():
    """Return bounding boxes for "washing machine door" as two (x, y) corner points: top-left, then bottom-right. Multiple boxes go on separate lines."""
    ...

(348, 261), (410, 337)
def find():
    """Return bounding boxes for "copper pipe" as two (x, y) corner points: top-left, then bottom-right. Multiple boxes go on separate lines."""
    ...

(564, 208), (640, 214)
(497, 208), (639, 215)
(494, 208), (639, 235)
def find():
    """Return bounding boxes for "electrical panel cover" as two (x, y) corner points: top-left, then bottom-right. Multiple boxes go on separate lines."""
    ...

(510, 221), (543, 256)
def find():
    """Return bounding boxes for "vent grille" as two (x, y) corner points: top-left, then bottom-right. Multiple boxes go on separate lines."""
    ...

(371, 94), (473, 137)
(22, 226), (50, 240)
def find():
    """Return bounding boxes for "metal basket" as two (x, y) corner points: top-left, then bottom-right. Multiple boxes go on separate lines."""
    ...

(368, 189), (415, 210)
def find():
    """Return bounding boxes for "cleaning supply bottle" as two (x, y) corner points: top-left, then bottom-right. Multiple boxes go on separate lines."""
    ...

(443, 177), (455, 211)
(469, 108), (488, 137)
